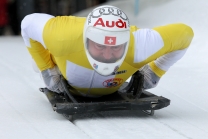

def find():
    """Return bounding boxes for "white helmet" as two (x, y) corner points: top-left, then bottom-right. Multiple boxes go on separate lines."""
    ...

(83, 5), (130, 76)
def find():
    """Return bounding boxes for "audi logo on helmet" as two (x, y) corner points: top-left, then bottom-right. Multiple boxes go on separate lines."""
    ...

(88, 6), (130, 28)
(89, 6), (128, 20)
(93, 18), (127, 28)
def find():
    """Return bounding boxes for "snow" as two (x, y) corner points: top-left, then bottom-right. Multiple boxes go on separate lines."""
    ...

(1, 0), (208, 138)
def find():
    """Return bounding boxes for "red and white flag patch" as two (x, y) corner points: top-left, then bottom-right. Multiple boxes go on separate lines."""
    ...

(104, 36), (116, 45)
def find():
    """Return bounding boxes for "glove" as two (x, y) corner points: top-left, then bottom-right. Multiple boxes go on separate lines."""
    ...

(41, 66), (64, 93)
(139, 64), (160, 90)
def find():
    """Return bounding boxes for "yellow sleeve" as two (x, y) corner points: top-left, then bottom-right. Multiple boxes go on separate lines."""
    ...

(149, 23), (194, 77)
(153, 23), (194, 52)
(43, 16), (86, 57)
(27, 39), (55, 71)
(148, 62), (166, 77)
(24, 15), (85, 71)
(21, 13), (56, 71)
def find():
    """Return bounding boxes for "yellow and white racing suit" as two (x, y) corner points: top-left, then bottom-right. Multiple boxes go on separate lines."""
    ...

(21, 13), (194, 96)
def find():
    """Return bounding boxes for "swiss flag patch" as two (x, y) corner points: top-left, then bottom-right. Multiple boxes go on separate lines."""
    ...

(104, 36), (116, 45)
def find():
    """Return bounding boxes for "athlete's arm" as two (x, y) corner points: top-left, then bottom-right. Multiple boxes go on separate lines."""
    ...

(133, 23), (194, 77)
(150, 23), (194, 77)
(21, 13), (55, 71)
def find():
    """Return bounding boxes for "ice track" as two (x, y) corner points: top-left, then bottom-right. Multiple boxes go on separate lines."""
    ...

(1, 0), (208, 138)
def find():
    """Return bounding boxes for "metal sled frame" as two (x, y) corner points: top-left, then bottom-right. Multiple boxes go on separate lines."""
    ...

(40, 71), (170, 116)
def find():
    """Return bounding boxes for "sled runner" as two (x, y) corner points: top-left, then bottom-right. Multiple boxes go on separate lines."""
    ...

(39, 71), (170, 120)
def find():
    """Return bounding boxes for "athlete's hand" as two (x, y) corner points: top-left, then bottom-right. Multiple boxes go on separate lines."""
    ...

(41, 66), (64, 93)
(139, 64), (160, 89)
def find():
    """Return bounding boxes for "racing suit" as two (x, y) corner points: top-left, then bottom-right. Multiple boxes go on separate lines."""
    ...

(21, 13), (194, 96)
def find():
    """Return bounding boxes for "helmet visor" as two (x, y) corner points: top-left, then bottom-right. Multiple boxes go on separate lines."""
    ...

(87, 38), (127, 63)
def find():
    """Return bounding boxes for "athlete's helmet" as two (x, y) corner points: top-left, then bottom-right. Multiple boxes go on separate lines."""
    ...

(83, 5), (130, 76)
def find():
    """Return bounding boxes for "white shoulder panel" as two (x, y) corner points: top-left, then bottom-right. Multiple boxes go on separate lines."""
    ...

(154, 48), (188, 71)
(133, 29), (164, 63)
(21, 13), (54, 48)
